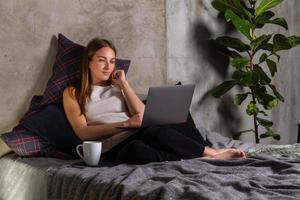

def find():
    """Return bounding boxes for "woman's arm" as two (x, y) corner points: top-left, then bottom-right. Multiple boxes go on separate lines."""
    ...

(119, 80), (145, 116)
(111, 70), (145, 116)
(63, 87), (141, 141)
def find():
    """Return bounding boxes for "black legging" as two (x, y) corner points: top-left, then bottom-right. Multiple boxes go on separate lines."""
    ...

(105, 123), (211, 165)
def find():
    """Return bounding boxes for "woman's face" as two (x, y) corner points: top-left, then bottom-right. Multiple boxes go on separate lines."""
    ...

(89, 47), (116, 86)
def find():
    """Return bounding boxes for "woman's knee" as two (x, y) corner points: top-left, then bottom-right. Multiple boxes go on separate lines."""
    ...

(140, 126), (161, 141)
(139, 126), (181, 149)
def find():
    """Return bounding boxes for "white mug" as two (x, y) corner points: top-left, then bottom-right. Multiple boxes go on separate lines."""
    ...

(76, 141), (102, 166)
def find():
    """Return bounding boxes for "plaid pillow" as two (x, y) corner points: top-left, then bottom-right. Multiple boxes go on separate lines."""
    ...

(22, 95), (44, 120)
(1, 128), (42, 156)
(39, 34), (84, 107)
(40, 33), (131, 107)
(0, 129), (75, 159)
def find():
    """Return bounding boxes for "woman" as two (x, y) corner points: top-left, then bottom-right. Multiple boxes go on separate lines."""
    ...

(63, 38), (246, 164)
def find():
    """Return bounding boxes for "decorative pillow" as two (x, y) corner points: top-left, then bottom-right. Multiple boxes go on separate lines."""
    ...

(0, 128), (75, 159)
(19, 95), (43, 122)
(39, 33), (84, 107)
(0, 128), (42, 156)
(21, 105), (82, 157)
(40, 33), (131, 107)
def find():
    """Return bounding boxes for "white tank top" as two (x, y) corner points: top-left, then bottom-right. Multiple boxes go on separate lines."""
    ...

(85, 85), (136, 153)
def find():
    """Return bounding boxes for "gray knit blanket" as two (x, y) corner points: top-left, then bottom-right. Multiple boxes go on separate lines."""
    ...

(47, 145), (300, 200)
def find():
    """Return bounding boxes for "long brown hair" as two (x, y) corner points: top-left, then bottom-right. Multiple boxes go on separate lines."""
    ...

(70, 38), (116, 115)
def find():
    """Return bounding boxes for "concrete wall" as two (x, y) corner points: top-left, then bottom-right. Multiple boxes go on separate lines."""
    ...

(1, 0), (300, 144)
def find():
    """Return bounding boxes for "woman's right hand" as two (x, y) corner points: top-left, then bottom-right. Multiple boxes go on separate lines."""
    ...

(121, 113), (143, 128)
(111, 70), (126, 87)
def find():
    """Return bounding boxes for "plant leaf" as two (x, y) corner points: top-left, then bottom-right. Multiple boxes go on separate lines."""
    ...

(253, 84), (267, 94)
(260, 127), (280, 140)
(253, 65), (271, 84)
(272, 133), (281, 140)
(259, 110), (268, 116)
(259, 53), (268, 63)
(268, 98), (279, 109)
(256, 11), (275, 24)
(266, 59), (277, 76)
(231, 58), (249, 70)
(246, 102), (259, 115)
(212, 0), (253, 19)
(273, 34), (293, 52)
(250, 34), (272, 52)
(234, 93), (249, 105)
(232, 0), (254, 19)
(211, 0), (243, 16)
(248, 0), (256, 5)
(268, 17), (288, 30)
(260, 43), (273, 51)
(233, 132), (242, 140)
(233, 129), (255, 140)
(288, 35), (300, 47)
(260, 133), (280, 140)
(268, 84), (284, 102)
(260, 133), (269, 138)
(216, 36), (250, 52)
(240, 71), (259, 86)
(211, 80), (237, 98)
(217, 46), (242, 58)
(225, 9), (252, 40)
(256, 92), (277, 110)
(257, 117), (273, 127)
(255, 0), (284, 17)
(232, 70), (245, 80)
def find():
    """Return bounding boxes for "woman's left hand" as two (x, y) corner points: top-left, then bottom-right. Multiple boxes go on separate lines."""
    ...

(111, 70), (126, 86)
(119, 113), (143, 129)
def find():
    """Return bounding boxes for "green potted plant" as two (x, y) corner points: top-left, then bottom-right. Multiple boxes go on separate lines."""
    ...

(210, 0), (300, 143)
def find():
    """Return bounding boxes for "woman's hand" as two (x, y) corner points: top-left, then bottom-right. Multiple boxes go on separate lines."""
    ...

(121, 113), (143, 128)
(111, 70), (126, 86)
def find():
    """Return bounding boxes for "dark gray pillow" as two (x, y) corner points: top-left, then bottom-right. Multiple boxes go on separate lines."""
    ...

(20, 105), (82, 157)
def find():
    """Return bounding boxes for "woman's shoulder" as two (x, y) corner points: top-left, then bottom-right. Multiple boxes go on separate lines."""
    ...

(63, 86), (76, 99)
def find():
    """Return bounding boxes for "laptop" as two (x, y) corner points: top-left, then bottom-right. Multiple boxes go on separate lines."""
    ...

(141, 84), (195, 127)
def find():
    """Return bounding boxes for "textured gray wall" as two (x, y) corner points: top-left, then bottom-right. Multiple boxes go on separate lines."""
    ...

(1, 0), (299, 144)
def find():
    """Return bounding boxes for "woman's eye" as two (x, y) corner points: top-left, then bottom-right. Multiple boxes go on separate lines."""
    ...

(110, 61), (116, 64)
(98, 59), (105, 62)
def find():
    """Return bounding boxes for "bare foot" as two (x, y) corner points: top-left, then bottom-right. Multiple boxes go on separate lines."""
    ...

(202, 149), (246, 160)
(215, 148), (236, 154)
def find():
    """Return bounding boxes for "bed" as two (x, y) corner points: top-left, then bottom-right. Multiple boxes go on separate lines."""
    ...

(2, 33), (300, 199)
(1, 129), (300, 200)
